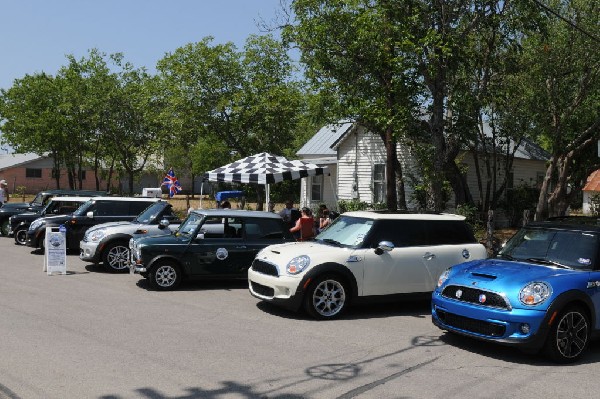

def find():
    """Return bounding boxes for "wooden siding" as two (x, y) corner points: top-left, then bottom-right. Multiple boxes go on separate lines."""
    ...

(336, 127), (418, 207)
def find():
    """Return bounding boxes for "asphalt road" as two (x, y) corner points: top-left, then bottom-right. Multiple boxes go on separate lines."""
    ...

(1, 237), (600, 399)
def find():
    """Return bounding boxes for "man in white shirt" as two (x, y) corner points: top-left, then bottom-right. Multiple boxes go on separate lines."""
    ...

(278, 200), (294, 222)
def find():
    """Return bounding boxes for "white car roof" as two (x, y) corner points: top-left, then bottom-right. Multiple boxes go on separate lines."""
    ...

(87, 196), (162, 202)
(343, 211), (466, 221)
(47, 196), (95, 202)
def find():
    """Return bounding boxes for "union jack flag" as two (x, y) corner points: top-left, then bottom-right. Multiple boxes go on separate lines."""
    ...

(161, 168), (182, 198)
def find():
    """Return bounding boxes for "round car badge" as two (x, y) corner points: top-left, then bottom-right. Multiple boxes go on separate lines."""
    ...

(455, 289), (463, 299)
(479, 294), (487, 304)
(216, 248), (229, 261)
(462, 249), (471, 259)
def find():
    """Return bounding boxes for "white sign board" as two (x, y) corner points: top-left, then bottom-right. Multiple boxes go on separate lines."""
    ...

(44, 226), (67, 275)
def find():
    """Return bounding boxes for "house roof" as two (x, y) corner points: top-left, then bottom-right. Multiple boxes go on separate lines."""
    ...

(583, 170), (600, 192)
(298, 120), (549, 162)
(0, 153), (46, 170)
(296, 122), (353, 158)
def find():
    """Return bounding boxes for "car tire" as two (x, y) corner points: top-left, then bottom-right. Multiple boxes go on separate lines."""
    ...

(304, 274), (348, 320)
(148, 260), (182, 291)
(543, 306), (590, 363)
(102, 241), (130, 273)
(14, 227), (28, 245)
(0, 219), (8, 236)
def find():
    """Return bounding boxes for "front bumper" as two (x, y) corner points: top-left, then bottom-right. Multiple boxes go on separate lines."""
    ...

(26, 230), (43, 248)
(431, 290), (550, 350)
(79, 240), (100, 262)
(247, 268), (305, 311)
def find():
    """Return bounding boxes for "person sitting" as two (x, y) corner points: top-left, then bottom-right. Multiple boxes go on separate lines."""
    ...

(290, 207), (315, 241)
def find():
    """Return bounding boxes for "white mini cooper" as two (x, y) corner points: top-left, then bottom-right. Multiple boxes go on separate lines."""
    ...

(248, 211), (488, 319)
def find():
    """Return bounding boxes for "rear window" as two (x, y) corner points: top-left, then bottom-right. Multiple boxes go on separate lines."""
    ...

(426, 221), (476, 245)
(243, 218), (290, 240)
(365, 219), (476, 247)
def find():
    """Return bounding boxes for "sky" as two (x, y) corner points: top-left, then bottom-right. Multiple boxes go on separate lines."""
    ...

(0, 0), (287, 91)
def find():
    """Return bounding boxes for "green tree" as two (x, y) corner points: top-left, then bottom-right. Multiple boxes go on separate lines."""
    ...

(0, 73), (68, 188)
(521, 0), (600, 219)
(157, 35), (306, 207)
(286, 0), (418, 210)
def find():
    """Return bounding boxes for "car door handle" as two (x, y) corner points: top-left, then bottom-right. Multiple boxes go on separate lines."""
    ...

(423, 252), (436, 260)
(235, 245), (247, 249)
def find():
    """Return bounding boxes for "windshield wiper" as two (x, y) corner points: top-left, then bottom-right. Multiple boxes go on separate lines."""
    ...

(526, 258), (571, 269)
(497, 253), (514, 261)
(321, 238), (343, 247)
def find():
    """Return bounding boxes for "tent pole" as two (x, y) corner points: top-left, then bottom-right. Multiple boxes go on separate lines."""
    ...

(200, 181), (203, 209)
(265, 183), (270, 211)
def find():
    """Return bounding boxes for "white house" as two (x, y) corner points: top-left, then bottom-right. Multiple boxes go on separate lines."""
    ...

(297, 122), (549, 213)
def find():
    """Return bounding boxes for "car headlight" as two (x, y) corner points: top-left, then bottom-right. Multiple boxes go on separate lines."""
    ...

(286, 255), (311, 275)
(437, 268), (452, 287)
(519, 282), (552, 306)
(86, 228), (107, 242)
(29, 219), (45, 231)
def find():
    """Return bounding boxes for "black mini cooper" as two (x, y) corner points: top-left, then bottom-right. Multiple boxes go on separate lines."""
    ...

(130, 209), (294, 290)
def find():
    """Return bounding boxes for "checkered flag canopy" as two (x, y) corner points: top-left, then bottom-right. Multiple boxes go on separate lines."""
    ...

(203, 152), (328, 184)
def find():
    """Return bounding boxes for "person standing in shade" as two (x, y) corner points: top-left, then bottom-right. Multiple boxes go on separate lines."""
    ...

(278, 200), (294, 221)
(319, 209), (331, 233)
(0, 180), (8, 206)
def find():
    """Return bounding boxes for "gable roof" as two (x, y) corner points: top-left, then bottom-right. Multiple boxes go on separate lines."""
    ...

(296, 122), (353, 158)
(0, 153), (46, 170)
(583, 170), (600, 192)
(299, 121), (549, 161)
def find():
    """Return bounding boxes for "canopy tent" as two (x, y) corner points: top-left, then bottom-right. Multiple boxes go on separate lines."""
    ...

(201, 152), (329, 209)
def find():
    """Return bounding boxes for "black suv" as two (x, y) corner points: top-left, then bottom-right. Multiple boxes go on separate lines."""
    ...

(9, 196), (93, 245)
(26, 197), (160, 251)
(0, 189), (108, 236)
(130, 209), (294, 290)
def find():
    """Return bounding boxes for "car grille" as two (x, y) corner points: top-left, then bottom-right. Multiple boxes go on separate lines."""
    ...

(251, 259), (279, 277)
(251, 281), (274, 297)
(437, 310), (506, 337)
(441, 285), (510, 309)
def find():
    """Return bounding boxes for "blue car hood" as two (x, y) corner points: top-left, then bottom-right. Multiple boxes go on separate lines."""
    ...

(454, 259), (573, 286)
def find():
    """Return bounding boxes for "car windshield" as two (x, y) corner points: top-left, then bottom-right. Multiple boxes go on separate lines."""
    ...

(30, 193), (46, 206)
(499, 227), (599, 270)
(40, 200), (57, 215)
(176, 212), (203, 237)
(316, 216), (374, 248)
(73, 200), (95, 216)
(133, 202), (166, 224)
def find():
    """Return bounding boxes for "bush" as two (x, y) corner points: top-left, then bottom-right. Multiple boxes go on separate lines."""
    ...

(337, 199), (386, 213)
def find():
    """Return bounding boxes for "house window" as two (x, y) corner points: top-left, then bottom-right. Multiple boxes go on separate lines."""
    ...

(536, 172), (545, 189)
(311, 175), (323, 202)
(506, 171), (514, 190)
(51, 169), (60, 179)
(373, 164), (386, 203)
(79, 170), (86, 180)
(26, 168), (42, 178)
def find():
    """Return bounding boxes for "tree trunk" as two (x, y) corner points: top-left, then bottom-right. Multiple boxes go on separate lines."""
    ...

(384, 127), (398, 211)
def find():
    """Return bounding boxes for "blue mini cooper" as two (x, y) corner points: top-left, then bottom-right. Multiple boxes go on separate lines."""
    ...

(432, 220), (600, 362)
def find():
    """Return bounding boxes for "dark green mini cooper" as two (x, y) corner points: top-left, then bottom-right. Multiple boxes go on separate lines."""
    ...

(130, 209), (294, 290)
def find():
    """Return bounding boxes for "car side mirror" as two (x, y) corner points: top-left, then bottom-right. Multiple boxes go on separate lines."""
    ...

(86, 211), (94, 219)
(158, 219), (170, 229)
(374, 240), (394, 255)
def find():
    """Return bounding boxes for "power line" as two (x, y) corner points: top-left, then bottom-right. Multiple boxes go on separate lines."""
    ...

(530, 0), (600, 44)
